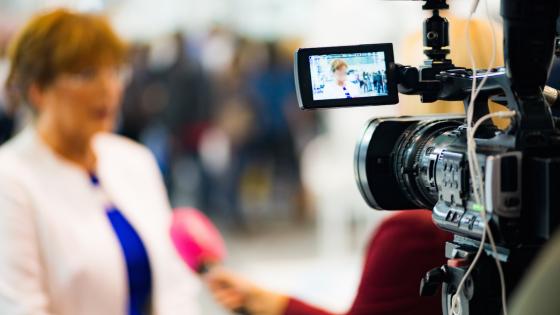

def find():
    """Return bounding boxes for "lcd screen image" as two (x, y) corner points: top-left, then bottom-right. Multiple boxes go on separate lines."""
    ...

(309, 52), (388, 101)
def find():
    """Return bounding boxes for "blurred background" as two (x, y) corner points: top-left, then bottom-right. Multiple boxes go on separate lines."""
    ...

(0, 0), (512, 314)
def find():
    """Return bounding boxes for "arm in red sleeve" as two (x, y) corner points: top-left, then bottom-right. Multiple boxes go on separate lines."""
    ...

(284, 297), (336, 315)
(283, 210), (452, 315)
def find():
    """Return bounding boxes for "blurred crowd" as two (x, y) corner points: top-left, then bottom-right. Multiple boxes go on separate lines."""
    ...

(3, 13), (559, 233)
(0, 27), (321, 230)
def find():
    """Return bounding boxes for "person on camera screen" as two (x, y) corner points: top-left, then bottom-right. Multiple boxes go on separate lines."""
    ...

(321, 59), (361, 100)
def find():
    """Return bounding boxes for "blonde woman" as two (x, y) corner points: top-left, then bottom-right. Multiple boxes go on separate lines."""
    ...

(0, 9), (199, 315)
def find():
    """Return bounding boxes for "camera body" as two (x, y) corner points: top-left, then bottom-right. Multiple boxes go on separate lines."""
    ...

(354, 66), (560, 244)
(294, 0), (560, 314)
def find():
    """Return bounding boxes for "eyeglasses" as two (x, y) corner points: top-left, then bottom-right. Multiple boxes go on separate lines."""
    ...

(61, 66), (132, 86)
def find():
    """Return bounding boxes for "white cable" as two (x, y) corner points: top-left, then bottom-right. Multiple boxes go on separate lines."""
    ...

(451, 0), (511, 314)
(451, 111), (515, 315)
(451, 3), (484, 312)
(485, 212), (509, 315)
(477, 3), (509, 314)
(471, 112), (515, 315)
(467, 0), (497, 205)
(471, 2), (510, 315)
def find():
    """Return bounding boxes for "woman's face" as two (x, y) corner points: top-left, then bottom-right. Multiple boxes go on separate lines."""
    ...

(34, 65), (125, 141)
(334, 66), (348, 83)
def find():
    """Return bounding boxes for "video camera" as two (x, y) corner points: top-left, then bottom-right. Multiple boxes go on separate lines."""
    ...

(294, 0), (560, 314)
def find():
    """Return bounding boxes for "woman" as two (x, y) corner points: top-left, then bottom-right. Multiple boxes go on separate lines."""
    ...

(207, 210), (452, 315)
(320, 59), (361, 100)
(0, 9), (199, 315)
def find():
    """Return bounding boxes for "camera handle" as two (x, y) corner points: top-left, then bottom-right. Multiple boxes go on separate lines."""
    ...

(393, 63), (560, 150)
(421, 241), (506, 315)
(420, 237), (548, 315)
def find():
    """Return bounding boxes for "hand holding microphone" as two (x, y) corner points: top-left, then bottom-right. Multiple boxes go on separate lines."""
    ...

(170, 208), (287, 315)
(206, 267), (289, 315)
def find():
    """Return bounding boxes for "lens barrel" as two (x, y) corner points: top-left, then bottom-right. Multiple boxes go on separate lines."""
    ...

(355, 116), (463, 210)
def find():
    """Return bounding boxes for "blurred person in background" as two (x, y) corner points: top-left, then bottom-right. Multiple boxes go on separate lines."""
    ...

(207, 210), (451, 315)
(0, 9), (200, 315)
(119, 43), (151, 142)
(197, 95), (256, 227)
(247, 41), (307, 221)
(117, 27), (315, 229)
(120, 32), (212, 194)
(195, 37), (312, 228)
(194, 35), (261, 227)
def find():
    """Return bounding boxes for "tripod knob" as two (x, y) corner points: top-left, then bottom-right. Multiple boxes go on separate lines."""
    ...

(419, 265), (448, 296)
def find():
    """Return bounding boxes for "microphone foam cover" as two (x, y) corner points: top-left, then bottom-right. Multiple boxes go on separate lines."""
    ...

(170, 207), (226, 272)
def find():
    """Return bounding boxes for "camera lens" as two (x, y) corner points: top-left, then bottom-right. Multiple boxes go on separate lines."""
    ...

(393, 120), (462, 209)
(355, 117), (462, 210)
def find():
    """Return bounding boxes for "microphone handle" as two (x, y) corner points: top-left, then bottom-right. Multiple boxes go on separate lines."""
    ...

(233, 307), (251, 315)
(197, 263), (252, 315)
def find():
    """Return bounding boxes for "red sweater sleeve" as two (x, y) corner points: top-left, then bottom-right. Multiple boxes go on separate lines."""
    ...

(284, 210), (452, 315)
(284, 298), (335, 315)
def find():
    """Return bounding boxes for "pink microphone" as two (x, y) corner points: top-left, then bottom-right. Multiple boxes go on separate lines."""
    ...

(170, 207), (250, 315)
(170, 207), (226, 274)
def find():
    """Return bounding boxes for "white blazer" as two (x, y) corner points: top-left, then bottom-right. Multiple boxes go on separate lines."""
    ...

(0, 128), (200, 315)
(319, 81), (361, 100)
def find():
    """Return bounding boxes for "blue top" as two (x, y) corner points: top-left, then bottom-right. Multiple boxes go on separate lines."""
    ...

(90, 174), (152, 315)
(342, 86), (352, 99)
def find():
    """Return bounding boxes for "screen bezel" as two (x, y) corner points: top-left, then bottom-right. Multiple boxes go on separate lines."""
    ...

(295, 43), (399, 109)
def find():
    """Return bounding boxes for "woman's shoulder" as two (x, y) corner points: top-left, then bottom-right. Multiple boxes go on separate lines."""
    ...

(0, 129), (37, 175)
(94, 133), (153, 160)
(94, 133), (160, 173)
(0, 134), (39, 200)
